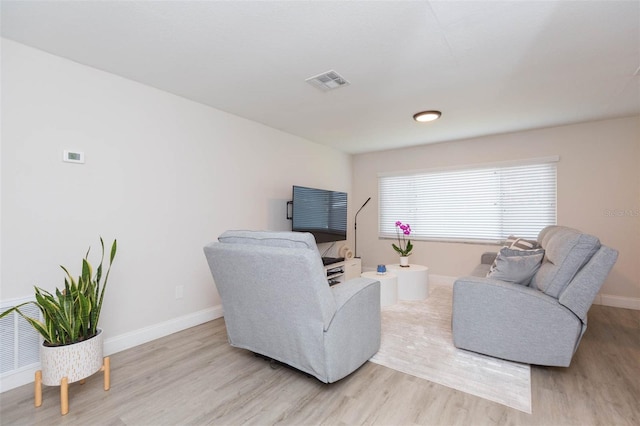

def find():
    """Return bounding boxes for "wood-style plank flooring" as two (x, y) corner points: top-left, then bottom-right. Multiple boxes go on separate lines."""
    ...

(1, 304), (638, 425)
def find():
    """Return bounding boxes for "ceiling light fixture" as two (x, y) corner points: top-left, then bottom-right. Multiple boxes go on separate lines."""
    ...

(413, 110), (442, 122)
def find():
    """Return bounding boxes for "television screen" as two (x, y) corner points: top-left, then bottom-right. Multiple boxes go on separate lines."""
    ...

(292, 186), (347, 243)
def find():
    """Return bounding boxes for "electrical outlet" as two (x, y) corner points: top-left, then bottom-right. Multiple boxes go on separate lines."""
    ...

(175, 285), (184, 299)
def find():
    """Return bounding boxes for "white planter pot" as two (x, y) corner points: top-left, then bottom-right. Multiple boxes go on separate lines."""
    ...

(40, 329), (104, 386)
(400, 256), (410, 267)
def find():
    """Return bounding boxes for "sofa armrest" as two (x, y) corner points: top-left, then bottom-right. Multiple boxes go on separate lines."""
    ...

(452, 276), (583, 366)
(481, 252), (498, 265)
(559, 245), (618, 322)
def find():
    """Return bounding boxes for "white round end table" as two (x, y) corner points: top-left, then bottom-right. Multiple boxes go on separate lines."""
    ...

(386, 264), (429, 300)
(361, 271), (398, 307)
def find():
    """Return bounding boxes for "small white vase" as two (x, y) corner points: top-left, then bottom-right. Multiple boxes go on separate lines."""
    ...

(40, 329), (104, 386)
(400, 256), (409, 267)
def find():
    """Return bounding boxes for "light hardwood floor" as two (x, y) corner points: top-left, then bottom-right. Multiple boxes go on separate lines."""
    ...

(1, 304), (638, 426)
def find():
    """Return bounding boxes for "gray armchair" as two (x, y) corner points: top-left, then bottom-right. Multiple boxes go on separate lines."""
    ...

(203, 230), (381, 383)
(452, 226), (618, 367)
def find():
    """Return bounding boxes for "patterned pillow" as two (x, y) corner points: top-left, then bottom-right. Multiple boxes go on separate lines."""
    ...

(504, 235), (542, 251)
(488, 235), (543, 275)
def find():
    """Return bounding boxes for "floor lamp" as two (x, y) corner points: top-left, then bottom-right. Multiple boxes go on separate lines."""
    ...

(354, 197), (371, 258)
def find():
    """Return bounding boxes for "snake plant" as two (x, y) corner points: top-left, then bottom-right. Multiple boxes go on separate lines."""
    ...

(0, 237), (117, 347)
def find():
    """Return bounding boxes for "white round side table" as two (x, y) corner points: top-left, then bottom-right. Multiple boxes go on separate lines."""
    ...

(386, 264), (429, 300)
(361, 271), (398, 307)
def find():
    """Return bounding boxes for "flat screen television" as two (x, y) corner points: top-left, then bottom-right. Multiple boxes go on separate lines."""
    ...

(292, 185), (347, 243)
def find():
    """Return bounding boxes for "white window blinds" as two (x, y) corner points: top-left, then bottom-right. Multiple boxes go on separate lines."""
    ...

(379, 159), (557, 243)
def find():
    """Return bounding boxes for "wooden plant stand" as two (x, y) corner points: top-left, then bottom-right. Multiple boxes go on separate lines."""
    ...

(34, 356), (110, 416)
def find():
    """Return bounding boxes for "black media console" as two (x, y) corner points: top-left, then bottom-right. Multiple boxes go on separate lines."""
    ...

(322, 256), (344, 266)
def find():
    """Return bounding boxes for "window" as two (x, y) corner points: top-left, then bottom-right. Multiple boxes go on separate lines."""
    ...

(378, 158), (557, 243)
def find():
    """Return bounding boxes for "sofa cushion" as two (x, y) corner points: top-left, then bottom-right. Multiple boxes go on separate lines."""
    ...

(218, 230), (318, 250)
(530, 227), (601, 298)
(486, 247), (545, 285)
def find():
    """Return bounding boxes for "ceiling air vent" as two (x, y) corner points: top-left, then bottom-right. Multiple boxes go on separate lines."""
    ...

(306, 70), (350, 92)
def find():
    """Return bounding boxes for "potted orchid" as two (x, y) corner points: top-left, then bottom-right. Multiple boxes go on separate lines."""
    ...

(392, 221), (413, 266)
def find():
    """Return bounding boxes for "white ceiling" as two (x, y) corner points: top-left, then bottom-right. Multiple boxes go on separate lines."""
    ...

(2, 1), (639, 154)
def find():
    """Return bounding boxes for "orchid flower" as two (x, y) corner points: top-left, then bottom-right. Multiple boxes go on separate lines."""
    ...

(392, 221), (413, 256)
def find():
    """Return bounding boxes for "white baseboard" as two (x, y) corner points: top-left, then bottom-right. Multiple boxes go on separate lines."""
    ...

(0, 365), (40, 394)
(594, 294), (640, 310)
(103, 305), (224, 355)
(0, 304), (224, 393)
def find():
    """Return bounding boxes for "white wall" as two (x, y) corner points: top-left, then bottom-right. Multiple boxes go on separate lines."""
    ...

(353, 116), (640, 306)
(1, 39), (352, 356)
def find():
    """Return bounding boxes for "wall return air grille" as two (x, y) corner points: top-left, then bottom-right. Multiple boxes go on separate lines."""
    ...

(305, 70), (350, 91)
(0, 297), (41, 376)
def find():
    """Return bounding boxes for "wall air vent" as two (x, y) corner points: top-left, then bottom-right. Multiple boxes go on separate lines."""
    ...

(1, 297), (41, 378)
(305, 70), (350, 92)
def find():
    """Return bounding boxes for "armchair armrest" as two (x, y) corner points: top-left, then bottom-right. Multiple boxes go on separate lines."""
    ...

(452, 276), (583, 366)
(330, 277), (379, 311)
(323, 277), (381, 382)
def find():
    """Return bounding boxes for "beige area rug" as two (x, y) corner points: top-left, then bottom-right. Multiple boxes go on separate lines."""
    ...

(369, 285), (532, 413)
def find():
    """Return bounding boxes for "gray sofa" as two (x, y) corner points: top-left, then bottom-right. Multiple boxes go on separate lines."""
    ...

(452, 226), (618, 367)
(203, 230), (381, 383)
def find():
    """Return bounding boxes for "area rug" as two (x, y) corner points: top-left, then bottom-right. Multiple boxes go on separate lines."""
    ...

(369, 285), (532, 413)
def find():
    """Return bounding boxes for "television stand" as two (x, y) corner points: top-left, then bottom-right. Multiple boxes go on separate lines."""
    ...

(322, 258), (361, 285)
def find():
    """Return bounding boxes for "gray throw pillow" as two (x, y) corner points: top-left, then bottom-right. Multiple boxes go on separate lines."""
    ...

(487, 247), (545, 285)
